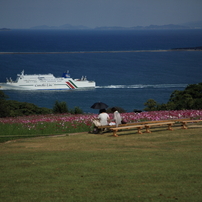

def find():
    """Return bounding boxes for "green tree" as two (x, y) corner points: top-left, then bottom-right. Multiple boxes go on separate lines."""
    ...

(144, 99), (158, 111)
(3, 100), (52, 117)
(0, 91), (52, 117)
(0, 90), (8, 100)
(193, 98), (202, 109)
(167, 83), (202, 110)
(0, 91), (9, 117)
(53, 101), (68, 114)
(144, 83), (202, 111)
(70, 106), (83, 114)
(185, 83), (202, 99)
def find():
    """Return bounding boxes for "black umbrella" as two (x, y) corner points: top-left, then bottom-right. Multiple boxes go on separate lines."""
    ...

(91, 102), (108, 109)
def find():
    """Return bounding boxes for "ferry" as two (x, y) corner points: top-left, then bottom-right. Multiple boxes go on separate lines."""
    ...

(0, 70), (96, 90)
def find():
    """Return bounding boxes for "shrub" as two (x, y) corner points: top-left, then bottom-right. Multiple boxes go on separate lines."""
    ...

(70, 106), (83, 114)
(53, 101), (69, 114)
(0, 99), (52, 118)
(144, 83), (202, 111)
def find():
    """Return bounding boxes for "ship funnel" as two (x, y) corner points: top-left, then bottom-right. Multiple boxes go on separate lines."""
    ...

(62, 71), (70, 78)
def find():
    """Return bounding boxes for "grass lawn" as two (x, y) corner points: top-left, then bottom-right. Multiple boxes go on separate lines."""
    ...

(0, 125), (202, 202)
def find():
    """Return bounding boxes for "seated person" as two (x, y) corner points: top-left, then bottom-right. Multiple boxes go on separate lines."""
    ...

(111, 107), (122, 127)
(89, 109), (110, 134)
(98, 109), (110, 126)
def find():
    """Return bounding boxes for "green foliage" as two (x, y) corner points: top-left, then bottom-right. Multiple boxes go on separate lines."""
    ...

(0, 91), (84, 117)
(0, 91), (9, 117)
(143, 99), (158, 111)
(3, 100), (52, 117)
(0, 101), (9, 118)
(167, 83), (202, 110)
(144, 83), (202, 111)
(52, 101), (69, 114)
(70, 106), (83, 114)
(0, 90), (8, 100)
(0, 91), (52, 117)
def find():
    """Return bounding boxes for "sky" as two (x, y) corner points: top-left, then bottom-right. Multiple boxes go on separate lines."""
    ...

(0, 0), (202, 29)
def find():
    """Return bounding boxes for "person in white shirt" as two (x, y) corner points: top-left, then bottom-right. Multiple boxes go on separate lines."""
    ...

(98, 109), (110, 126)
(111, 107), (122, 127)
(89, 109), (110, 134)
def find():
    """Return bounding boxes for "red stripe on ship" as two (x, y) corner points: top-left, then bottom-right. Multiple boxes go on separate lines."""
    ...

(66, 82), (76, 89)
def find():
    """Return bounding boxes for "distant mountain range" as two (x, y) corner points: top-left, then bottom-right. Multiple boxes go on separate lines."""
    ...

(0, 28), (11, 31)
(30, 24), (89, 30)
(94, 24), (190, 30)
(1, 21), (202, 30)
(29, 21), (202, 30)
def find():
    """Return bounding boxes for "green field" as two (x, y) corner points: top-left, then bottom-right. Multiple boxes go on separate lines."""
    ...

(1, 125), (202, 202)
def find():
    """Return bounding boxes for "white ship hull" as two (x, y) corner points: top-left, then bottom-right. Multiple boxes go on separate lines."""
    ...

(0, 71), (96, 90)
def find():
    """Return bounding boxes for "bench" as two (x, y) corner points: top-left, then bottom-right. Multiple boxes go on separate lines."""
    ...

(110, 121), (176, 137)
(144, 121), (175, 133)
(140, 118), (190, 125)
(97, 118), (190, 129)
(97, 118), (189, 126)
(98, 122), (151, 134)
(97, 118), (191, 136)
(97, 122), (143, 133)
(181, 119), (202, 129)
(110, 125), (144, 137)
(142, 118), (190, 133)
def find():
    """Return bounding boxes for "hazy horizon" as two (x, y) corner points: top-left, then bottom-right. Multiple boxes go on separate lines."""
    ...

(0, 0), (202, 29)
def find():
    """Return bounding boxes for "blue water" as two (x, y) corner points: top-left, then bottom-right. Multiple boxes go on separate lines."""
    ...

(0, 29), (202, 113)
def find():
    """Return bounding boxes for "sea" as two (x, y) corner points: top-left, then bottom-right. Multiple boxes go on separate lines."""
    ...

(0, 29), (202, 113)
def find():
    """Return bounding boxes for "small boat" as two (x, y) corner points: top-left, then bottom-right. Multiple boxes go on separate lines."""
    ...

(0, 70), (96, 90)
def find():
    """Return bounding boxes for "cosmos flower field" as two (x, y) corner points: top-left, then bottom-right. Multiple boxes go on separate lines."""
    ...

(0, 110), (202, 137)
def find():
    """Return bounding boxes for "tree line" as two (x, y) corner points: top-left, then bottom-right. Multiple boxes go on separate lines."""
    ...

(143, 83), (202, 111)
(0, 91), (83, 118)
